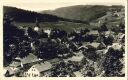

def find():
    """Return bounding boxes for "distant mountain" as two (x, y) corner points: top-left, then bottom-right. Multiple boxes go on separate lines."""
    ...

(3, 6), (64, 23)
(41, 5), (124, 22)
(3, 6), (89, 24)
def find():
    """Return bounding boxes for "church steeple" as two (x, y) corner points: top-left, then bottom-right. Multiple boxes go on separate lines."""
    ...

(35, 17), (40, 27)
(34, 18), (40, 31)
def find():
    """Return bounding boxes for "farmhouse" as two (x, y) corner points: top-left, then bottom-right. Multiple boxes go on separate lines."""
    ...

(5, 60), (22, 76)
(23, 61), (52, 77)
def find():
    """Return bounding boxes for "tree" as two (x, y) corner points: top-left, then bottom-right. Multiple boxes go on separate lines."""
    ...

(18, 39), (31, 58)
(84, 34), (97, 43)
(36, 40), (58, 59)
(27, 27), (39, 39)
(83, 45), (100, 61)
(103, 48), (124, 76)
(98, 23), (108, 32)
(103, 35), (114, 45)
(3, 16), (23, 66)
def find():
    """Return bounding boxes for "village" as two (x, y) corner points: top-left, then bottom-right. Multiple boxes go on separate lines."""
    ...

(3, 6), (125, 77)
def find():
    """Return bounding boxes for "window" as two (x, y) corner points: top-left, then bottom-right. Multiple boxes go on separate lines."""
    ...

(32, 69), (35, 71)
(28, 74), (30, 77)
(34, 74), (37, 77)
(32, 73), (34, 77)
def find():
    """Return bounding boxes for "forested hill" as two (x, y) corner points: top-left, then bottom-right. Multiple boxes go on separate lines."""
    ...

(41, 5), (124, 22)
(3, 6), (89, 24)
(3, 6), (64, 23)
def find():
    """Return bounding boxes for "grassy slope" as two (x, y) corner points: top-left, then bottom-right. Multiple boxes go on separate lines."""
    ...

(41, 5), (110, 22)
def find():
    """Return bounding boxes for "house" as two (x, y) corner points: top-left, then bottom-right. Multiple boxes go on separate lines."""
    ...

(104, 31), (114, 37)
(9, 60), (21, 71)
(73, 71), (83, 77)
(5, 60), (21, 76)
(12, 53), (40, 70)
(23, 61), (52, 77)
(4, 67), (17, 77)
(44, 29), (51, 37)
(48, 58), (61, 64)
(88, 30), (99, 36)
(111, 43), (122, 50)
(20, 53), (39, 65)
(97, 42), (106, 50)
(88, 42), (100, 49)
(64, 51), (84, 62)
(34, 26), (39, 31)
(117, 33), (125, 43)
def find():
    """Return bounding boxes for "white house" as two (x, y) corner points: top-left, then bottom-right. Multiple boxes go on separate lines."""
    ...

(4, 67), (16, 76)
(23, 61), (52, 77)
(9, 60), (21, 71)
(111, 43), (122, 50)
(34, 27), (39, 31)
(6, 60), (21, 76)
(44, 29), (51, 36)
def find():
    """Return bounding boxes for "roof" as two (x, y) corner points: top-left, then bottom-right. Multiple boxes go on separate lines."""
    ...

(88, 30), (99, 35)
(5, 67), (14, 75)
(9, 61), (21, 67)
(104, 31), (111, 35)
(32, 61), (52, 72)
(118, 33), (125, 39)
(48, 58), (61, 64)
(44, 29), (51, 35)
(73, 71), (83, 77)
(4, 67), (18, 75)
(112, 43), (122, 50)
(20, 53), (39, 64)
(65, 52), (84, 62)
(89, 42), (100, 48)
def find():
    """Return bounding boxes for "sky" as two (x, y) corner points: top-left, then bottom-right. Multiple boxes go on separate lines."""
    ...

(2, 0), (126, 11)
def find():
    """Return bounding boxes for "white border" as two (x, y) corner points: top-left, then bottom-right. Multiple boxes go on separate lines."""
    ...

(0, 0), (127, 80)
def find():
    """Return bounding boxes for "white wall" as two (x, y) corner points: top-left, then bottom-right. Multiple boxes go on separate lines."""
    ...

(24, 66), (40, 77)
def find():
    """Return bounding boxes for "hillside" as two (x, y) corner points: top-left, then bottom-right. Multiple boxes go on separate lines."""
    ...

(3, 5), (124, 32)
(3, 6), (89, 24)
(3, 6), (64, 23)
(41, 5), (124, 22)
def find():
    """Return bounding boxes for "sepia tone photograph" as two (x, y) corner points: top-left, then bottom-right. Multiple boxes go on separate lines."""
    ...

(2, 0), (127, 78)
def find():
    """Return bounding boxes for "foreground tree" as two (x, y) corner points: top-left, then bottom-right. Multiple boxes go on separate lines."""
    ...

(103, 48), (124, 76)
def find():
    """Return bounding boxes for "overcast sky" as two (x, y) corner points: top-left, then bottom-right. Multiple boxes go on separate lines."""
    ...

(2, 0), (125, 11)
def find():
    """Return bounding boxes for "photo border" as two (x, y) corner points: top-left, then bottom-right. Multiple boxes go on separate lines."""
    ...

(0, 0), (127, 80)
